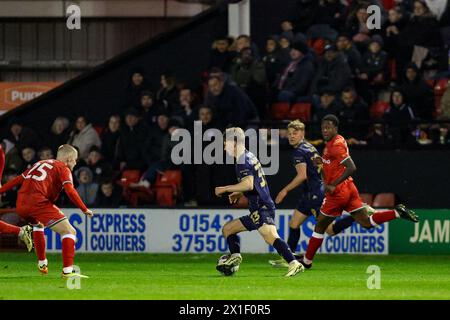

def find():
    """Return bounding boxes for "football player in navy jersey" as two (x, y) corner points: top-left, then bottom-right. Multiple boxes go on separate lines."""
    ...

(269, 120), (379, 267)
(215, 127), (303, 277)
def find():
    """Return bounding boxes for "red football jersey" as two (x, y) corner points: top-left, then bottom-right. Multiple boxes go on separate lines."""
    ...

(322, 134), (353, 185)
(19, 159), (73, 203)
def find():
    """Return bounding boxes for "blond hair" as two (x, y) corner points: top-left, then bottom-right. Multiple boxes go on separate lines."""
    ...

(57, 144), (78, 160)
(287, 120), (305, 131)
(224, 127), (245, 142)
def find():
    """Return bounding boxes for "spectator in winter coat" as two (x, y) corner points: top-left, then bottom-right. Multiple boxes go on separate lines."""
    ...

(94, 181), (123, 208)
(124, 67), (151, 109)
(383, 89), (416, 145)
(336, 33), (363, 79)
(337, 87), (370, 140)
(400, 63), (434, 120)
(275, 41), (315, 103)
(205, 73), (259, 128)
(310, 44), (352, 95)
(262, 36), (285, 88)
(118, 108), (149, 171)
(67, 116), (101, 161)
(230, 47), (268, 118)
(46, 117), (71, 156)
(75, 166), (99, 206)
(100, 115), (121, 169)
(208, 36), (236, 73)
(7, 118), (40, 152)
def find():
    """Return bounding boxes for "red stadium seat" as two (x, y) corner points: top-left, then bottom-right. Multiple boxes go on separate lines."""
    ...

(155, 187), (176, 207)
(155, 170), (182, 193)
(287, 103), (311, 122)
(360, 193), (374, 206)
(370, 101), (390, 119)
(94, 126), (103, 136)
(270, 102), (290, 120)
(118, 170), (154, 206)
(434, 78), (449, 96)
(119, 170), (141, 186)
(153, 170), (183, 207)
(372, 193), (395, 207)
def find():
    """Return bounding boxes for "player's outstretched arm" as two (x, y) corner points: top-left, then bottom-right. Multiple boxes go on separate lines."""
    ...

(215, 176), (254, 197)
(326, 157), (357, 193)
(0, 175), (25, 194)
(63, 183), (93, 217)
(276, 163), (307, 204)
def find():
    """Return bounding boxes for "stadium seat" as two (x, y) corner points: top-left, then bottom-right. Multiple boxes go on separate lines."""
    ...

(372, 193), (395, 207)
(434, 78), (449, 96)
(360, 193), (374, 206)
(270, 102), (290, 120)
(287, 102), (311, 122)
(94, 126), (103, 136)
(155, 186), (176, 207)
(153, 170), (183, 207)
(119, 170), (153, 206)
(119, 170), (141, 186)
(370, 101), (390, 119)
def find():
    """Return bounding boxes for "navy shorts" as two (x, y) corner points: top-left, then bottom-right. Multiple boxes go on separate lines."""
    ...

(239, 208), (276, 231)
(296, 193), (324, 218)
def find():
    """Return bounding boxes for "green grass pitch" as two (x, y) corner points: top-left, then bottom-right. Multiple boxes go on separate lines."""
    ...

(1, 253), (449, 300)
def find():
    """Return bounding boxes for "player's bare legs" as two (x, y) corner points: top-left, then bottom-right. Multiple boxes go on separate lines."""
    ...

(32, 223), (48, 274)
(298, 213), (335, 269)
(351, 204), (419, 230)
(50, 219), (85, 278)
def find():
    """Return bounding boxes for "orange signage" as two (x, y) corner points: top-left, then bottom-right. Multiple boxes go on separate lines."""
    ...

(0, 82), (61, 110)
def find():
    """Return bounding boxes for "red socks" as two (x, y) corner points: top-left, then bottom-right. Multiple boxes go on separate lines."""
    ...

(370, 210), (398, 226)
(0, 220), (20, 235)
(62, 234), (76, 272)
(33, 226), (46, 261)
(305, 232), (324, 262)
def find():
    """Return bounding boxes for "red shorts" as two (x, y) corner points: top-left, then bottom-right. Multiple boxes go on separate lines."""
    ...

(320, 180), (364, 217)
(16, 197), (66, 228)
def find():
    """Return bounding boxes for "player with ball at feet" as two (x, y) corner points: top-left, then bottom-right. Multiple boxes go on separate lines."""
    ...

(215, 127), (303, 277)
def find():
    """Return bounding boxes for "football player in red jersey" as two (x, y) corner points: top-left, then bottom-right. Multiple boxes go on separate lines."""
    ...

(0, 144), (93, 278)
(0, 144), (33, 251)
(297, 115), (419, 269)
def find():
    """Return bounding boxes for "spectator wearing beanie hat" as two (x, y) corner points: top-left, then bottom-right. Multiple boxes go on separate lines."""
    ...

(274, 41), (315, 103)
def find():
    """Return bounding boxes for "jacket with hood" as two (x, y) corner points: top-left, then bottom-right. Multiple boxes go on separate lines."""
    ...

(75, 167), (99, 206)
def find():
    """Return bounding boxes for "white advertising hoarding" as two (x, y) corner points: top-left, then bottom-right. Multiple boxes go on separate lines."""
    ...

(45, 209), (388, 255)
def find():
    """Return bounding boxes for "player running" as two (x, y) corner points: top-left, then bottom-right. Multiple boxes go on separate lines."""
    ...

(0, 144), (93, 278)
(215, 127), (303, 277)
(297, 115), (419, 269)
(0, 143), (33, 251)
(268, 120), (375, 267)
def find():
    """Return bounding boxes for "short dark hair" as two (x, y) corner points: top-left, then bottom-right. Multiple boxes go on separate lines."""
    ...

(322, 114), (339, 127)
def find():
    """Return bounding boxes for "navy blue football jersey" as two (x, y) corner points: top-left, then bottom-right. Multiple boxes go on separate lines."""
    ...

(292, 141), (324, 197)
(235, 150), (275, 213)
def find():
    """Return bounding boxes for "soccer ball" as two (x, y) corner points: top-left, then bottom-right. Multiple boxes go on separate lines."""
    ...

(216, 254), (239, 276)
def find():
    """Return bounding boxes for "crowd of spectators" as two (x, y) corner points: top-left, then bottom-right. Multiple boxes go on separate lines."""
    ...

(1, 0), (450, 207)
